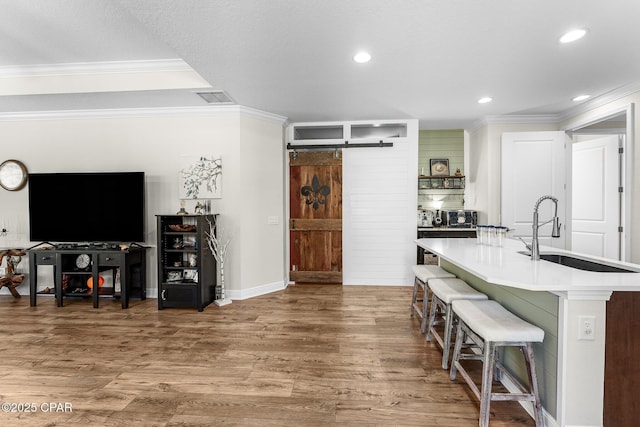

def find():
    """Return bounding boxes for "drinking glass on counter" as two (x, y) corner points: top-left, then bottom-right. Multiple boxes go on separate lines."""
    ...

(476, 225), (508, 246)
(494, 226), (508, 247)
(476, 225), (484, 244)
(485, 225), (495, 246)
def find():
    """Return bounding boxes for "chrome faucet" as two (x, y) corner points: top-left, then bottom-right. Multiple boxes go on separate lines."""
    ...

(528, 195), (561, 260)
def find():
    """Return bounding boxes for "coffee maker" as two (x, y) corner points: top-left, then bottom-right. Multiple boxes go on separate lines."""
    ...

(444, 210), (478, 228)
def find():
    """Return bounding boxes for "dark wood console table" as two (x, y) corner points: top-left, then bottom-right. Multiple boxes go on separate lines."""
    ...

(27, 246), (147, 308)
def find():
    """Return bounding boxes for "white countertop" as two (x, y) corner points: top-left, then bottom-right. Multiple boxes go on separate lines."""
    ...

(416, 237), (640, 293)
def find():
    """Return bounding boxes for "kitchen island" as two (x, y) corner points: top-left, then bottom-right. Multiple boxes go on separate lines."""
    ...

(416, 227), (476, 264)
(416, 237), (640, 427)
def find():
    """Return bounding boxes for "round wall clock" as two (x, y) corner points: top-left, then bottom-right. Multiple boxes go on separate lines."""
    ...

(0, 160), (28, 191)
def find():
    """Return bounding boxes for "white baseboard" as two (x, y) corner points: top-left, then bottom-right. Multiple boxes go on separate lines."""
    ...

(146, 280), (287, 302)
(226, 280), (287, 300)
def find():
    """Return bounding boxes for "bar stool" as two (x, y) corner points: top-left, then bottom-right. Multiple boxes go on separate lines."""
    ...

(410, 265), (455, 333)
(426, 278), (487, 369)
(449, 299), (545, 427)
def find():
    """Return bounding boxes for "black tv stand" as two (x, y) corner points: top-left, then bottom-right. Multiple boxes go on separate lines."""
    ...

(27, 245), (148, 309)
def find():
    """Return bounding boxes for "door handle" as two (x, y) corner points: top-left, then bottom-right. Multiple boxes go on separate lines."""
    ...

(161, 289), (166, 301)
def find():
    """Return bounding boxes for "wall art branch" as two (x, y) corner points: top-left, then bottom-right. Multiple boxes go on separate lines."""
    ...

(180, 155), (222, 199)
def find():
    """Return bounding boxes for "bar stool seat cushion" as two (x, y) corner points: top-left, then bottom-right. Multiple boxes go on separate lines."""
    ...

(452, 300), (544, 343)
(411, 265), (455, 283)
(428, 278), (488, 304)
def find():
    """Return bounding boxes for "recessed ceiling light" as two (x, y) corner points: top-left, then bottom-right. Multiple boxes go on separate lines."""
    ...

(353, 51), (371, 63)
(572, 94), (591, 102)
(477, 97), (493, 104)
(560, 28), (587, 44)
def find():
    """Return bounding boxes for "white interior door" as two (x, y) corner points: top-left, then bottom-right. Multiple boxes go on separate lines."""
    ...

(571, 135), (620, 259)
(501, 131), (567, 249)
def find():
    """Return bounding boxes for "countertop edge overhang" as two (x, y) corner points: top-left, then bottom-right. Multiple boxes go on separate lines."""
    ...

(416, 237), (640, 293)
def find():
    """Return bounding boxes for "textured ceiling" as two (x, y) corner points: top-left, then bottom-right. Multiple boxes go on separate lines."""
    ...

(1, 0), (639, 128)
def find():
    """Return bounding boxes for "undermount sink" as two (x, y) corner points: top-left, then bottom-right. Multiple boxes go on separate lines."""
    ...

(518, 251), (637, 273)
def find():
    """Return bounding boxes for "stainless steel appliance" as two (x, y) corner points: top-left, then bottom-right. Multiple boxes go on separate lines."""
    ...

(444, 210), (477, 228)
(417, 209), (440, 227)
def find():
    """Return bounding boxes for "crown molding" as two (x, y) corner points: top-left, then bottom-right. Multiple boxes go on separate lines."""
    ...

(558, 80), (640, 122)
(0, 105), (288, 124)
(467, 81), (640, 133)
(467, 114), (561, 132)
(0, 59), (193, 77)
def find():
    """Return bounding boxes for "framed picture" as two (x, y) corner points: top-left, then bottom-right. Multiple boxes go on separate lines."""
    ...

(430, 159), (450, 176)
(167, 271), (182, 282)
(183, 269), (198, 283)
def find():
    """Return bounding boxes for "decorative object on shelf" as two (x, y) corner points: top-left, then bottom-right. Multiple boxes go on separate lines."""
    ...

(430, 158), (449, 176)
(168, 224), (196, 232)
(0, 159), (28, 191)
(301, 175), (330, 210)
(205, 217), (232, 306)
(180, 155), (222, 199)
(86, 275), (105, 291)
(194, 202), (205, 214)
(176, 200), (188, 215)
(75, 254), (91, 270)
(188, 253), (197, 267)
(454, 168), (463, 177)
(443, 178), (450, 189)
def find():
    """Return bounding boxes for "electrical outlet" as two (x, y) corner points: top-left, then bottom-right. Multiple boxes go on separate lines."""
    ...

(579, 315), (596, 340)
(267, 216), (279, 225)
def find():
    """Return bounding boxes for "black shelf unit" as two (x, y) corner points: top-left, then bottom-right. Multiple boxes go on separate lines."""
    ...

(156, 214), (216, 311)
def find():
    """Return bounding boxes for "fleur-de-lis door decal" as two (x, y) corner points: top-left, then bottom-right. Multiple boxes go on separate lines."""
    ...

(300, 175), (330, 210)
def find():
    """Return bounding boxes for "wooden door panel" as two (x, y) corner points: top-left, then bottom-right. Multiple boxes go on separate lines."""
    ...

(289, 151), (342, 284)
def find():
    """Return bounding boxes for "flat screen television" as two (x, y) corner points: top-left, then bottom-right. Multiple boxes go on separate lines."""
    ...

(28, 172), (145, 244)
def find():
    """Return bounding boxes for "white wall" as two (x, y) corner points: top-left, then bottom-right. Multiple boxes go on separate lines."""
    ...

(0, 106), (287, 299)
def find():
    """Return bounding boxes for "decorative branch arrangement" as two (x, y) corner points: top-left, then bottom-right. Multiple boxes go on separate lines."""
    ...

(205, 217), (232, 306)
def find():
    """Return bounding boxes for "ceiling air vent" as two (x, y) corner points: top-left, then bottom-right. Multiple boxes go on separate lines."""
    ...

(195, 90), (234, 104)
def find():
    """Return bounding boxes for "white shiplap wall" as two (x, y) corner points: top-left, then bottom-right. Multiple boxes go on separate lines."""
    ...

(342, 121), (418, 285)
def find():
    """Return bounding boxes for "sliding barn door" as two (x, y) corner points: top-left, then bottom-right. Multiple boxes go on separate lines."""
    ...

(289, 151), (342, 283)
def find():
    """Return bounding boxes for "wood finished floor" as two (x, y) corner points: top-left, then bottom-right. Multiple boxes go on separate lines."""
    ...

(0, 285), (536, 426)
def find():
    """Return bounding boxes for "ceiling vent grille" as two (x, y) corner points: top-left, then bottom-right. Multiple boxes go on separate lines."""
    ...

(195, 90), (234, 104)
